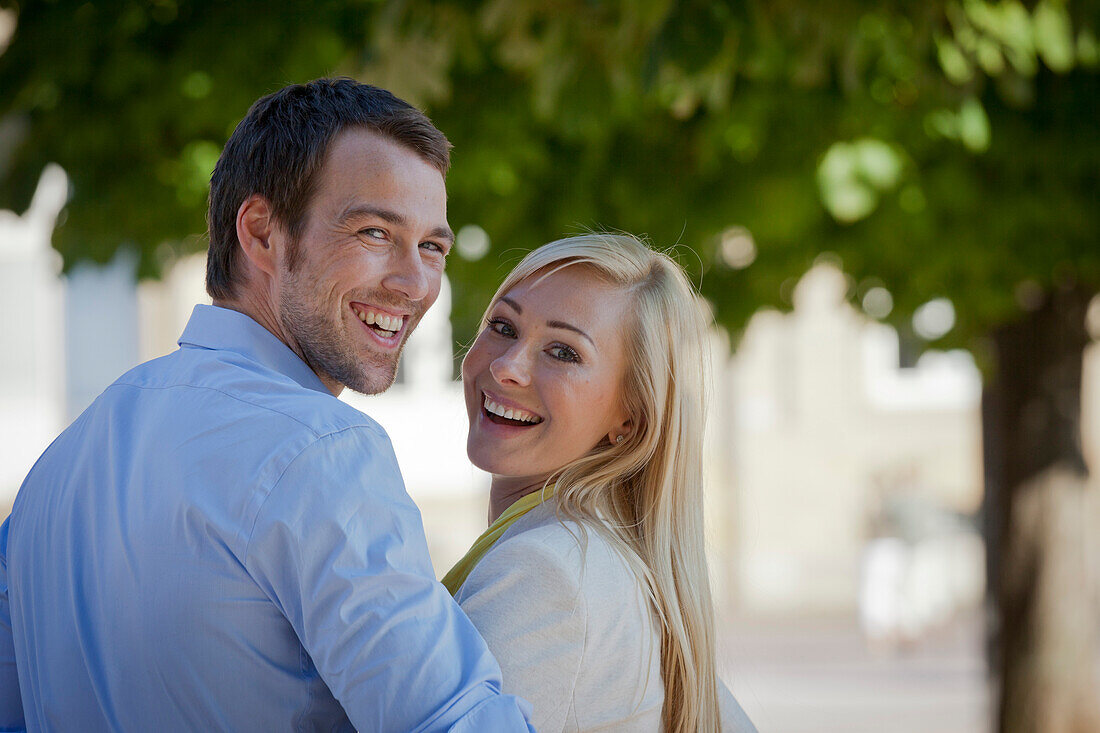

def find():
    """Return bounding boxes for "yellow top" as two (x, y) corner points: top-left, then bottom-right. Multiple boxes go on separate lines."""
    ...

(441, 485), (557, 595)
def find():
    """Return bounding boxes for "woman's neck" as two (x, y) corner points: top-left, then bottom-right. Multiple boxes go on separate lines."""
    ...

(488, 474), (552, 524)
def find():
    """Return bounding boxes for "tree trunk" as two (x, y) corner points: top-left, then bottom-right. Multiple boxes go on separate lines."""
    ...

(982, 287), (1100, 733)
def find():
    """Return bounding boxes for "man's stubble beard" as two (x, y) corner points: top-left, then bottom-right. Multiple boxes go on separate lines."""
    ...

(279, 281), (419, 396)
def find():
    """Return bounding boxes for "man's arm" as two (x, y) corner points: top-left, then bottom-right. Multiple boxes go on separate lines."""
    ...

(243, 427), (532, 733)
(0, 516), (26, 731)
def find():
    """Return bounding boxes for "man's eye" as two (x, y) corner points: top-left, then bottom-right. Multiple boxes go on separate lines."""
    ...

(420, 240), (447, 255)
(488, 318), (516, 338)
(360, 227), (386, 239)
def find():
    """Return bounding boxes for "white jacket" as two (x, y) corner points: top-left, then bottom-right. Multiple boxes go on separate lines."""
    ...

(455, 502), (756, 732)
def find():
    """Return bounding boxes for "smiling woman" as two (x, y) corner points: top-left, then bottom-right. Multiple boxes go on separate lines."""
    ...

(445, 233), (756, 733)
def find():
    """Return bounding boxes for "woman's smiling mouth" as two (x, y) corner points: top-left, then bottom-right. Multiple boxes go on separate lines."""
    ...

(482, 392), (544, 426)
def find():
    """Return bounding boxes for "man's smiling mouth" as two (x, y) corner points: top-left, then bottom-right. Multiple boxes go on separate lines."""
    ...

(351, 304), (405, 338)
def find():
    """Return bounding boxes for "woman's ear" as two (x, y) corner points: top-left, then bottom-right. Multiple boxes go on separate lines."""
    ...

(235, 195), (279, 278)
(607, 416), (635, 446)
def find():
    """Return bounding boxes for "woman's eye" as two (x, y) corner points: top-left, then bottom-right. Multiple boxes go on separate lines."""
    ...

(548, 345), (580, 363)
(488, 318), (516, 338)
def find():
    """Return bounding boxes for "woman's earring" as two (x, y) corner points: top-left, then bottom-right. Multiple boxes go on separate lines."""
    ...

(615, 435), (625, 444)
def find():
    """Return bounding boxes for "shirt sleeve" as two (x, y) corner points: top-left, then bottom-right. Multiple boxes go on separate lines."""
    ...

(241, 427), (532, 733)
(0, 516), (26, 731)
(456, 533), (587, 733)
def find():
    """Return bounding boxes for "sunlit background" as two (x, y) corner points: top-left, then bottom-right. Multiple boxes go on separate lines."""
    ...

(2, 2), (1099, 732)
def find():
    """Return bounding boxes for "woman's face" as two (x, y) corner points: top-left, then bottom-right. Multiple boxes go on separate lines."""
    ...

(462, 266), (633, 486)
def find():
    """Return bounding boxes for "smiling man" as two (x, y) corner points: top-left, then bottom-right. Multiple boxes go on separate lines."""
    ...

(0, 79), (533, 732)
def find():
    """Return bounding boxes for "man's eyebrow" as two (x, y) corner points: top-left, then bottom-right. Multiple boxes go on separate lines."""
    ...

(428, 226), (456, 245)
(338, 205), (454, 244)
(498, 298), (595, 348)
(339, 205), (405, 226)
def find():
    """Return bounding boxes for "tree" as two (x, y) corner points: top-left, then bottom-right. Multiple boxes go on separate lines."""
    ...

(0, 0), (380, 276)
(3, 2), (1099, 730)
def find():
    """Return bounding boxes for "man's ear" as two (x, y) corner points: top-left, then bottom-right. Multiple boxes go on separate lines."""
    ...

(235, 195), (279, 278)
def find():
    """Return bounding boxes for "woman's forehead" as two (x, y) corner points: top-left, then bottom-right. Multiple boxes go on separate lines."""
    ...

(502, 268), (626, 311)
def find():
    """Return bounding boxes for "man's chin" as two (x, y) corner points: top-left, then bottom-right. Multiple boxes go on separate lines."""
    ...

(302, 329), (406, 396)
(342, 372), (398, 396)
(333, 359), (401, 396)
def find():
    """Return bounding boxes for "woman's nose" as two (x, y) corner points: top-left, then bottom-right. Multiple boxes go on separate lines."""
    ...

(489, 346), (531, 387)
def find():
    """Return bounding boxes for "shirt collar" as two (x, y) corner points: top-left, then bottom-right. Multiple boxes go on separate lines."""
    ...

(178, 304), (332, 395)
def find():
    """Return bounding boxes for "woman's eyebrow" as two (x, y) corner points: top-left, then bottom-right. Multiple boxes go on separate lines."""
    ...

(547, 320), (595, 347)
(498, 296), (595, 347)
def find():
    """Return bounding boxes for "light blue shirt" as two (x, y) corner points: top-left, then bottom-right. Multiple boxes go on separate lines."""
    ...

(0, 304), (533, 732)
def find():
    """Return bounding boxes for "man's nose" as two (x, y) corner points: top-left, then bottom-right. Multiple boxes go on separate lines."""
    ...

(382, 246), (431, 302)
(489, 345), (532, 387)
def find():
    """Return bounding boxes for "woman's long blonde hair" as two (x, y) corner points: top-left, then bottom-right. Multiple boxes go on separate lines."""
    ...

(484, 233), (720, 732)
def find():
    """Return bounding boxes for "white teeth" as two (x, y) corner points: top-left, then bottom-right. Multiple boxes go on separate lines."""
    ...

(483, 396), (542, 424)
(354, 308), (404, 333)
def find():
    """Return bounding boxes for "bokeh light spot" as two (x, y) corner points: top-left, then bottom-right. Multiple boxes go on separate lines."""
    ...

(913, 298), (956, 340)
(863, 287), (894, 319)
(456, 224), (490, 261)
(719, 226), (757, 269)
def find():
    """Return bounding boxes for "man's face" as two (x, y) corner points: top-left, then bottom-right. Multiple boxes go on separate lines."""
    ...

(275, 127), (452, 395)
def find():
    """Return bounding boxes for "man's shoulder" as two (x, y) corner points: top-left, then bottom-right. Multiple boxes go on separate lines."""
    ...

(112, 346), (387, 442)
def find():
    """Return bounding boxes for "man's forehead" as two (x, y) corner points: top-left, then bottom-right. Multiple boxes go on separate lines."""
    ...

(322, 126), (442, 180)
(313, 129), (448, 223)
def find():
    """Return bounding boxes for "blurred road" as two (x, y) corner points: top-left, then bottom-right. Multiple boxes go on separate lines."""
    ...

(719, 613), (992, 733)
